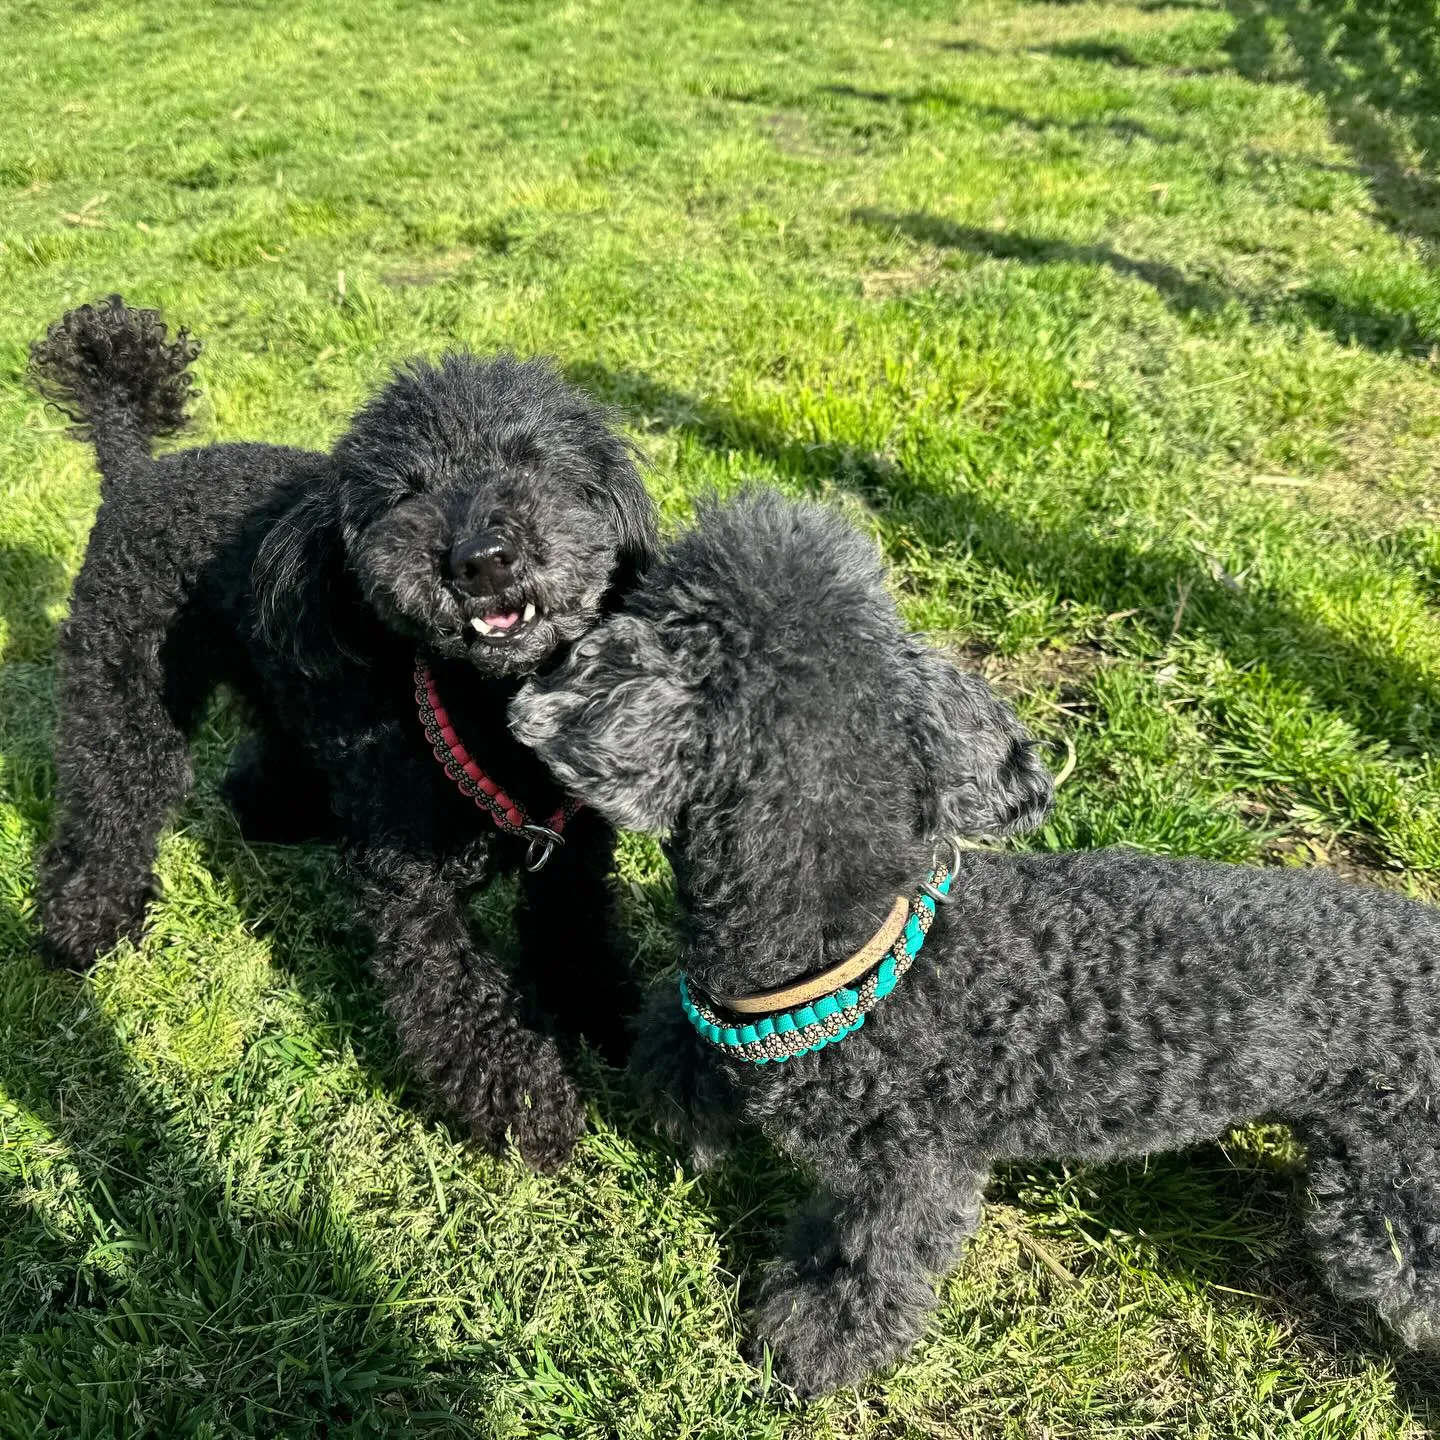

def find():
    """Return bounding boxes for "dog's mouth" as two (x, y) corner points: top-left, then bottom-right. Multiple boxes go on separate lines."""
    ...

(465, 599), (542, 645)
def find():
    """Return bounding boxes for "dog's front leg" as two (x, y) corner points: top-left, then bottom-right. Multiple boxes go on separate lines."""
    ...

(628, 982), (745, 1171)
(515, 810), (641, 1065)
(345, 837), (584, 1172)
(749, 1158), (988, 1396)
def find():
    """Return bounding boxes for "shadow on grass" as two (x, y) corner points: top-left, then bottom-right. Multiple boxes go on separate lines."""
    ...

(0, 550), (484, 1434)
(623, 1064), (1440, 1423)
(1043, 36), (1231, 75)
(995, 1145), (1440, 1428)
(1014, 0), (1440, 254)
(852, 207), (1436, 354)
(1223, 0), (1440, 251)
(0, 542), (62, 952)
(818, 83), (1173, 144)
(973, 102), (1173, 144)
(859, 208), (1231, 309)
(935, 38), (995, 55)
(0, 583), (474, 1432)
(0, 542), (68, 665)
(192, 815), (442, 1142)
(1025, 0), (1213, 7)
(0, 951), (474, 1436)
(569, 361), (1440, 756)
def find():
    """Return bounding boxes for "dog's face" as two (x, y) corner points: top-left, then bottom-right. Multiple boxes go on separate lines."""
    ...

(511, 490), (1053, 848)
(259, 354), (655, 678)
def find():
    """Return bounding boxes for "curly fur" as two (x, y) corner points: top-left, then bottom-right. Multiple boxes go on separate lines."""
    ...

(513, 488), (1440, 1390)
(32, 296), (657, 1172)
(31, 294), (200, 442)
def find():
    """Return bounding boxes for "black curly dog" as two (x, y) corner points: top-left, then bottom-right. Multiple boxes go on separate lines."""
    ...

(513, 489), (1440, 1391)
(31, 296), (656, 1171)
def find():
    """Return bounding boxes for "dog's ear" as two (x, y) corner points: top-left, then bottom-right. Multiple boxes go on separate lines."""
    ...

(252, 479), (355, 678)
(510, 615), (697, 833)
(907, 642), (1053, 839)
(584, 438), (658, 605)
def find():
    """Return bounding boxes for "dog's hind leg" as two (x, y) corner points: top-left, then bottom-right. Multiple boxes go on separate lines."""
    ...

(516, 810), (641, 1065)
(750, 1152), (988, 1395)
(1297, 1073), (1440, 1348)
(39, 553), (208, 969)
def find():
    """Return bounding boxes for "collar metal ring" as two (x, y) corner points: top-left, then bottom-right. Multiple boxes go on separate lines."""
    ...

(920, 835), (964, 905)
(523, 824), (565, 872)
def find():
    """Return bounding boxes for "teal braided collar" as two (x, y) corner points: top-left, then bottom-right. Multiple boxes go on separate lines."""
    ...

(679, 857), (955, 1065)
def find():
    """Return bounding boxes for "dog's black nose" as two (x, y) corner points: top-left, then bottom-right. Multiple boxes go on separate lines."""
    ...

(450, 529), (516, 594)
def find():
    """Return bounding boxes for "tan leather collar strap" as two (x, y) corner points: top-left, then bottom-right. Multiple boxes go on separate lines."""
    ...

(708, 895), (911, 1015)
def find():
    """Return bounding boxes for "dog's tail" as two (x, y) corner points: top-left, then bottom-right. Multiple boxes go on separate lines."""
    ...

(29, 295), (200, 484)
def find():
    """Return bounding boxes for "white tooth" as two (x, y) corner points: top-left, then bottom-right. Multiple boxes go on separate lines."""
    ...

(523, 602), (536, 623)
(472, 617), (496, 635)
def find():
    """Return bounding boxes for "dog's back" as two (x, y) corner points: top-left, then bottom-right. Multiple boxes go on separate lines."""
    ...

(885, 846), (1440, 1154)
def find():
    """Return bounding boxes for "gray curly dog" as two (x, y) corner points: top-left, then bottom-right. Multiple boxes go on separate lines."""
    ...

(512, 487), (1440, 1394)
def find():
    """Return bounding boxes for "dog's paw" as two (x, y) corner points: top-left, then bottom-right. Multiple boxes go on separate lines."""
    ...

(39, 882), (153, 971)
(36, 934), (98, 973)
(629, 1074), (729, 1171)
(747, 1263), (922, 1399)
(747, 1269), (873, 1398)
(504, 1071), (585, 1174)
(461, 1027), (585, 1174)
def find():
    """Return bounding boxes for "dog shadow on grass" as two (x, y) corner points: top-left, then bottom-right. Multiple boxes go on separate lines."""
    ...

(0, 551), (481, 1435)
(0, 939), (480, 1435)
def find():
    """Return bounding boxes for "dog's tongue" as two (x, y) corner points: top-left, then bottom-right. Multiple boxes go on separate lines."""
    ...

(483, 610), (520, 630)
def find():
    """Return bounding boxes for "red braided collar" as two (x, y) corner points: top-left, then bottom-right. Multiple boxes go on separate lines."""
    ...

(414, 659), (582, 871)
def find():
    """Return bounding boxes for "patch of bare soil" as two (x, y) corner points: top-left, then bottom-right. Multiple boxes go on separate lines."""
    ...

(381, 248), (475, 288)
(763, 111), (844, 160)
(948, 641), (1110, 706)
(860, 261), (942, 299)
(1240, 797), (1417, 892)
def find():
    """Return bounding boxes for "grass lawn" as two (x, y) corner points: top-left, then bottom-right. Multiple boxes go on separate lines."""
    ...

(4, 0), (1440, 1433)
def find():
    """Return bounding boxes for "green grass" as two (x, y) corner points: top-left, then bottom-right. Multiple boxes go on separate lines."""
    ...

(4, 0), (1440, 1432)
